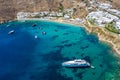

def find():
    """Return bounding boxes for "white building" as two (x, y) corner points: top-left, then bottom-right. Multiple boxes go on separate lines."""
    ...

(64, 14), (70, 19)
(99, 3), (112, 9)
(108, 9), (120, 17)
(74, 18), (83, 23)
(17, 12), (31, 20)
(86, 11), (119, 27)
(57, 12), (63, 17)
(116, 21), (120, 29)
(49, 12), (57, 17)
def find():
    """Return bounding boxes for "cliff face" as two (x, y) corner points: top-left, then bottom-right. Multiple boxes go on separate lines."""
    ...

(0, 0), (120, 22)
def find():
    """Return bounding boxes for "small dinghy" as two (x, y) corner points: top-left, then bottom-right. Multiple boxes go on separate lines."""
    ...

(8, 30), (15, 34)
(35, 35), (38, 39)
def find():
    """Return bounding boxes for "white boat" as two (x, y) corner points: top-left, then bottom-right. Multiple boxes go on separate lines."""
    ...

(8, 30), (15, 34)
(6, 25), (10, 27)
(62, 59), (90, 68)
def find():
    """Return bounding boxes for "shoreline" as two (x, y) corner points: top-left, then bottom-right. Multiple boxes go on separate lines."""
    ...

(51, 18), (120, 57)
(17, 18), (120, 57)
(84, 21), (120, 57)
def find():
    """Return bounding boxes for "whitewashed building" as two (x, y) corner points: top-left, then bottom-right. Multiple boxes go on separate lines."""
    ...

(64, 14), (70, 19)
(116, 21), (120, 29)
(107, 9), (120, 17)
(86, 11), (119, 27)
(99, 3), (112, 9)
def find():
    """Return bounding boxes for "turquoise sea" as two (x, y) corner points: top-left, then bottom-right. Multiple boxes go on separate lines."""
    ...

(0, 20), (120, 80)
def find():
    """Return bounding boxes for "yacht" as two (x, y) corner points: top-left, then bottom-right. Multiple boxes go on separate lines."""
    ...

(62, 59), (90, 68)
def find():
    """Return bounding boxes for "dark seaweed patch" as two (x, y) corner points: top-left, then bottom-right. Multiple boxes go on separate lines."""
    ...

(67, 31), (75, 34)
(39, 27), (43, 30)
(54, 29), (58, 32)
(72, 57), (77, 59)
(54, 45), (64, 49)
(32, 24), (37, 27)
(63, 33), (69, 35)
(80, 44), (89, 50)
(64, 43), (73, 47)
(41, 48), (63, 62)
(75, 71), (85, 79)
(87, 34), (98, 43)
(61, 40), (69, 44)
(76, 52), (79, 54)
(30, 47), (71, 80)
(50, 35), (59, 40)
(81, 53), (84, 57)
(56, 25), (70, 29)
(92, 72), (96, 75)
(99, 64), (103, 68)
(72, 68), (78, 73)
(54, 43), (75, 50)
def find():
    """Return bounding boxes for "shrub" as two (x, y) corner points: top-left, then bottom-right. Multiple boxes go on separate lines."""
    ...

(105, 22), (120, 34)
(88, 18), (95, 25)
(59, 3), (64, 12)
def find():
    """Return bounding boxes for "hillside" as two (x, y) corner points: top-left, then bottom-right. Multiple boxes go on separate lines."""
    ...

(0, 0), (120, 22)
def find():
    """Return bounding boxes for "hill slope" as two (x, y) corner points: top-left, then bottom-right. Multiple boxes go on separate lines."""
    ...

(0, 0), (120, 22)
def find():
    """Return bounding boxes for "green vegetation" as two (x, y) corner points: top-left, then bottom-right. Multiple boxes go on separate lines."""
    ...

(63, 12), (66, 16)
(33, 15), (41, 18)
(28, 14), (42, 18)
(105, 22), (120, 34)
(108, 12), (120, 19)
(59, 3), (64, 12)
(88, 18), (95, 25)
(73, 8), (77, 13)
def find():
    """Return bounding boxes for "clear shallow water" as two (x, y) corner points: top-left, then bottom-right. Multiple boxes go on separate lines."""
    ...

(0, 20), (120, 80)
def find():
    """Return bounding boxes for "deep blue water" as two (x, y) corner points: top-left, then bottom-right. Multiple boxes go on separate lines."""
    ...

(0, 20), (120, 80)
